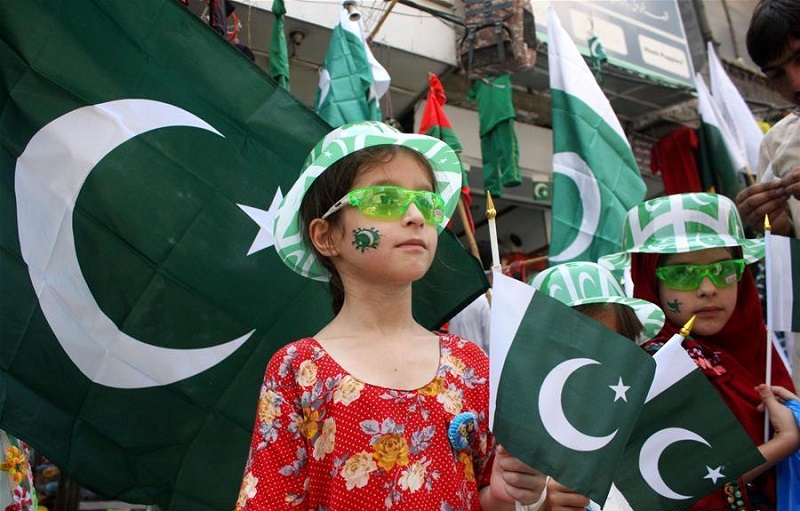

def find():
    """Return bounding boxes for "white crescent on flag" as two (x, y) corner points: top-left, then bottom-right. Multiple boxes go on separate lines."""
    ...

(15, 99), (253, 389)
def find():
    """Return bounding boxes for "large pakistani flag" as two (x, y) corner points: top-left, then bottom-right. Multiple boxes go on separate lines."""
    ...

(489, 271), (656, 503)
(696, 73), (744, 199)
(708, 42), (762, 176)
(614, 335), (764, 510)
(0, 2), (486, 510)
(766, 231), (800, 332)
(546, 7), (646, 264)
(314, 5), (390, 127)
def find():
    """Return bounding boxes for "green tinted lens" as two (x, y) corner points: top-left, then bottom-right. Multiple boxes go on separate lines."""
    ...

(655, 259), (745, 290)
(349, 186), (443, 225)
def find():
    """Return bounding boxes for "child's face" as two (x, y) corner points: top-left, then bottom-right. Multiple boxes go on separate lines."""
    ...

(656, 248), (739, 337)
(330, 150), (438, 285)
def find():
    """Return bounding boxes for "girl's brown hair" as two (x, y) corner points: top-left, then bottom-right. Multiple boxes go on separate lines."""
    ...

(573, 302), (644, 342)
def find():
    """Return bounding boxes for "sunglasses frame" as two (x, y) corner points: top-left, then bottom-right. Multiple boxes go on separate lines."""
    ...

(321, 185), (445, 225)
(655, 259), (746, 291)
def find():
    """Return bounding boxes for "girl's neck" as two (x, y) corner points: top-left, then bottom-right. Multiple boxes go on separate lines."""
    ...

(322, 287), (422, 340)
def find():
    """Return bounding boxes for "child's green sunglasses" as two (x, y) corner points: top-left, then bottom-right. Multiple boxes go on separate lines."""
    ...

(321, 186), (445, 225)
(655, 259), (746, 291)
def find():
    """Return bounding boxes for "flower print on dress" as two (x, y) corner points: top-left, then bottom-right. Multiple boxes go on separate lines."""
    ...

(236, 472), (258, 511)
(437, 383), (464, 415)
(312, 417), (336, 461)
(333, 375), (365, 405)
(340, 452), (377, 490)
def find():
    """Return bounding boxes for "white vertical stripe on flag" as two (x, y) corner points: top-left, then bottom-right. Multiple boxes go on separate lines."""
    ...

(766, 231), (796, 332)
(489, 270), (534, 430)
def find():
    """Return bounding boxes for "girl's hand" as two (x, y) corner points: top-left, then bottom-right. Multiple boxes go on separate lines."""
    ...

(757, 384), (800, 460)
(543, 478), (590, 511)
(488, 445), (547, 506)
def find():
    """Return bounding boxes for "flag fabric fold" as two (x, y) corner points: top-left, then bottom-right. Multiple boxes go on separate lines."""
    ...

(695, 73), (744, 199)
(614, 334), (764, 510)
(707, 42), (763, 177)
(489, 271), (656, 503)
(0, 1), (485, 510)
(546, 7), (646, 264)
(314, 5), (389, 127)
(268, 0), (290, 89)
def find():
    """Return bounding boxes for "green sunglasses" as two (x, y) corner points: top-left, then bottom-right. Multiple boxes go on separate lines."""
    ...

(321, 185), (445, 225)
(655, 259), (746, 291)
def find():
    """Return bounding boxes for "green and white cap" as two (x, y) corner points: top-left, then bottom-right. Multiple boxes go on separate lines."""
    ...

(599, 192), (764, 270)
(531, 262), (665, 340)
(273, 121), (463, 281)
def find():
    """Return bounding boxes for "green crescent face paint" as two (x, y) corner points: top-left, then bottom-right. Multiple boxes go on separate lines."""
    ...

(352, 227), (380, 253)
(667, 299), (682, 313)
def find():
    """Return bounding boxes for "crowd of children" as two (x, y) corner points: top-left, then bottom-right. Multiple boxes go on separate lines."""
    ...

(235, 0), (800, 508)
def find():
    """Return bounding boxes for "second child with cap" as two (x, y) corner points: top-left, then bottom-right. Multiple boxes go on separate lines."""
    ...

(601, 192), (800, 510)
(531, 262), (665, 511)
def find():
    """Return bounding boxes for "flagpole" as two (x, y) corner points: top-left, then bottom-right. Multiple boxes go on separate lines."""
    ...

(457, 198), (481, 260)
(764, 215), (773, 443)
(486, 191), (501, 270)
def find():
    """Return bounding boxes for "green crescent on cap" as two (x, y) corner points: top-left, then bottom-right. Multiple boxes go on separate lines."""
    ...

(599, 192), (764, 270)
(531, 262), (666, 340)
(273, 121), (463, 281)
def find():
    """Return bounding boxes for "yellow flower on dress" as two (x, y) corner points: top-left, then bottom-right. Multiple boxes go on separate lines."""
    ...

(418, 377), (445, 397)
(312, 418), (336, 461)
(372, 434), (410, 471)
(340, 452), (377, 490)
(459, 451), (475, 482)
(444, 354), (467, 376)
(257, 390), (282, 424)
(0, 445), (27, 485)
(296, 360), (318, 387)
(333, 375), (364, 406)
(236, 472), (258, 510)
(398, 459), (429, 493)
(437, 386), (463, 415)
(297, 408), (319, 439)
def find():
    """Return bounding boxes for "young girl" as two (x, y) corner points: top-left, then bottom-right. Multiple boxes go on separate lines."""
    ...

(531, 261), (666, 511)
(600, 192), (800, 510)
(236, 121), (544, 511)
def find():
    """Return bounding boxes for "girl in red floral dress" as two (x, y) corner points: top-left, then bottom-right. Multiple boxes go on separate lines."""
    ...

(235, 121), (546, 511)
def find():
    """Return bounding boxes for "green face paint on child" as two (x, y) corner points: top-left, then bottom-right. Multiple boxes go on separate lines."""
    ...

(352, 227), (380, 252)
(667, 299), (681, 313)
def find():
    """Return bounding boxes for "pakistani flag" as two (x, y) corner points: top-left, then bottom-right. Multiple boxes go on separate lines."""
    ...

(614, 335), (764, 510)
(546, 7), (646, 264)
(268, 0), (290, 89)
(708, 42), (762, 176)
(696, 73), (744, 199)
(0, 1), (486, 510)
(489, 271), (656, 503)
(766, 231), (800, 332)
(314, 6), (390, 127)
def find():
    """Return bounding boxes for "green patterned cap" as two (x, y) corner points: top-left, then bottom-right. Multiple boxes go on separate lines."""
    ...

(531, 262), (665, 340)
(273, 121), (463, 281)
(599, 193), (764, 270)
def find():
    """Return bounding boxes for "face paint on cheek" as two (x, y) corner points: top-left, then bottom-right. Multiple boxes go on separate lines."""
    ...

(667, 299), (682, 313)
(352, 227), (381, 253)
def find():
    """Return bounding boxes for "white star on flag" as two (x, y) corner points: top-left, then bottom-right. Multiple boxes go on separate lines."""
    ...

(609, 377), (630, 402)
(238, 188), (283, 255)
(703, 466), (724, 484)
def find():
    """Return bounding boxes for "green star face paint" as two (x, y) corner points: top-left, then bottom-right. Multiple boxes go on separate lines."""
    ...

(352, 227), (380, 252)
(667, 299), (681, 313)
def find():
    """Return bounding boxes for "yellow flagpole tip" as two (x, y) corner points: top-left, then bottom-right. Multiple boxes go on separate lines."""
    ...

(486, 191), (496, 219)
(764, 215), (771, 232)
(680, 316), (696, 337)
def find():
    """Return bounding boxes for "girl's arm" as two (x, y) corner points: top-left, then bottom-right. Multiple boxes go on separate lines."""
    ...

(236, 350), (308, 511)
(741, 384), (800, 482)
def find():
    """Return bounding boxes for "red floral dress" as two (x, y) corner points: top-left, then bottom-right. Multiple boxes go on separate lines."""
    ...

(236, 334), (494, 511)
